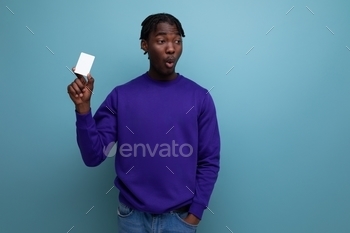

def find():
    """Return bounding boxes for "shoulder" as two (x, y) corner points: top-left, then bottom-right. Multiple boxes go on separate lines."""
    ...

(179, 75), (214, 103)
(119, 73), (146, 88)
(109, 73), (146, 93)
(178, 74), (217, 113)
(179, 74), (209, 95)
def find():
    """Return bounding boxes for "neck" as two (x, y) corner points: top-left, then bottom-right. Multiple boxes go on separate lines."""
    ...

(147, 70), (177, 81)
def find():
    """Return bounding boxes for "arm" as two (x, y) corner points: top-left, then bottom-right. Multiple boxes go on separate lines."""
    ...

(188, 92), (220, 221)
(75, 93), (118, 167)
(67, 70), (118, 167)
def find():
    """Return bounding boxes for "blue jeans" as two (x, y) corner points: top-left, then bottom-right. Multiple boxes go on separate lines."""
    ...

(117, 202), (198, 233)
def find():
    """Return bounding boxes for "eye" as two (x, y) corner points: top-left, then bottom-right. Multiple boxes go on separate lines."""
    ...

(175, 39), (182, 44)
(157, 39), (165, 44)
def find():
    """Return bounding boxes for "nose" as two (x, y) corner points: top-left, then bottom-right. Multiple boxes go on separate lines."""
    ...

(166, 42), (175, 54)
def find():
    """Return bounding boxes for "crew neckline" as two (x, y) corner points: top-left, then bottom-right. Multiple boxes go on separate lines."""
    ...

(144, 72), (182, 86)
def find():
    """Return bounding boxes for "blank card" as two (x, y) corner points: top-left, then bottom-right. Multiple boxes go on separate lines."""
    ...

(74, 52), (95, 76)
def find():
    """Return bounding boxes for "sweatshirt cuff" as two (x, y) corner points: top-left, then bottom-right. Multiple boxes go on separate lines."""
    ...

(75, 109), (94, 129)
(189, 202), (206, 220)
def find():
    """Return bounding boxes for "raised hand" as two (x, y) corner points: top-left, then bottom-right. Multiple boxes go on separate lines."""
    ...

(67, 68), (94, 114)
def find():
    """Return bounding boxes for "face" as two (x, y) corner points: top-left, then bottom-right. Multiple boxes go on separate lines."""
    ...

(141, 22), (183, 81)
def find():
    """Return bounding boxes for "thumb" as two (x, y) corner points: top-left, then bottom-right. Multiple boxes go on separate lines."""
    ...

(86, 73), (95, 90)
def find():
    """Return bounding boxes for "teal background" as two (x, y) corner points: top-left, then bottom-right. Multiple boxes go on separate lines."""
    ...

(1, 0), (350, 232)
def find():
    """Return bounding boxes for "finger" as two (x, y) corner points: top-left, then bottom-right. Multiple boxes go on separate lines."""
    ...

(72, 67), (87, 85)
(86, 73), (95, 92)
(74, 78), (86, 90)
(68, 85), (79, 98)
(87, 73), (92, 80)
(87, 74), (94, 84)
(71, 82), (84, 97)
(67, 85), (72, 94)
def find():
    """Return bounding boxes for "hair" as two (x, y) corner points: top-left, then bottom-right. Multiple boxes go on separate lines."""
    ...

(140, 13), (185, 54)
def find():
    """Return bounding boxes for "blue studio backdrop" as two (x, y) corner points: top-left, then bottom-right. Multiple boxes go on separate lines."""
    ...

(1, 0), (350, 232)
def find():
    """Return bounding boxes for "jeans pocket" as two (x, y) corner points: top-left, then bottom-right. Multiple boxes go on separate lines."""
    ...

(117, 202), (134, 218)
(174, 212), (198, 228)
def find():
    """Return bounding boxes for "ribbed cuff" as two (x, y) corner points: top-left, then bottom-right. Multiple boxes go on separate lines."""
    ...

(189, 202), (206, 220)
(75, 109), (94, 129)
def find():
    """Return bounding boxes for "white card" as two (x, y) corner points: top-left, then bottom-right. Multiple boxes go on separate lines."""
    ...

(74, 52), (95, 76)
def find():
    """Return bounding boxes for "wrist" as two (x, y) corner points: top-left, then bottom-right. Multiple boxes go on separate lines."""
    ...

(185, 213), (200, 225)
(75, 103), (90, 114)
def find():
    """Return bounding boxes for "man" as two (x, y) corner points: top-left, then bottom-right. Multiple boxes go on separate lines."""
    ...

(67, 13), (220, 232)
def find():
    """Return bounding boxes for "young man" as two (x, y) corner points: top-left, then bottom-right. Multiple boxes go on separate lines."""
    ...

(67, 13), (220, 232)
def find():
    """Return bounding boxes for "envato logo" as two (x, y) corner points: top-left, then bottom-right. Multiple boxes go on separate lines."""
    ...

(103, 140), (193, 158)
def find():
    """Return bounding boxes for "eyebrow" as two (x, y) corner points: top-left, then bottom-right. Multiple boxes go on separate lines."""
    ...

(154, 31), (181, 36)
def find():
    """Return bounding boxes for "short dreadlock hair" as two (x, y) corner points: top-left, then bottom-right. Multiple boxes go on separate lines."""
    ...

(140, 13), (185, 54)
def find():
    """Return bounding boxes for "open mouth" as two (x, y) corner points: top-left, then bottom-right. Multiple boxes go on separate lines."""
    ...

(165, 58), (175, 69)
(165, 61), (174, 68)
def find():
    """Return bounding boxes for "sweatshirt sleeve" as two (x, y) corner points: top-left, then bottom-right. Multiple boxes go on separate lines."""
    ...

(75, 88), (118, 167)
(189, 92), (220, 220)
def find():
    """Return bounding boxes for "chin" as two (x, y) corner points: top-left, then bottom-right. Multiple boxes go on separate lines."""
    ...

(157, 70), (173, 77)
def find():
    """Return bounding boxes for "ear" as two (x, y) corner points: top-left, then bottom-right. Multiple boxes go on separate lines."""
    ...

(141, 39), (148, 54)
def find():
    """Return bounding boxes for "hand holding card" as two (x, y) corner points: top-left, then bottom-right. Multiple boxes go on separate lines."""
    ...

(74, 52), (95, 76)
(67, 52), (95, 113)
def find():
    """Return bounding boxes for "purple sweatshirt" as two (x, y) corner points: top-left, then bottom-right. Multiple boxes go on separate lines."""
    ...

(75, 72), (220, 219)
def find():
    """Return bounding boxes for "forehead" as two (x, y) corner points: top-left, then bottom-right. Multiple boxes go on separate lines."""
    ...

(151, 22), (181, 36)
